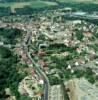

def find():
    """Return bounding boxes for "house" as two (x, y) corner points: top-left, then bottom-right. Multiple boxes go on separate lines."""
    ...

(38, 79), (44, 85)
(67, 65), (71, 70)
(76, 48), (81, 54)
(38, 50), (46, 56)
(38, 60), (47, 67)
(0, 42), (3, 46)
(75, 62), (79, 66)
(83, 32), (92, 37)
(73, 20), (81, 24)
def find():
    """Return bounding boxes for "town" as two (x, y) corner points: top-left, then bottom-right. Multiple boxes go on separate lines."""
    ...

(0, 1), (98, 100)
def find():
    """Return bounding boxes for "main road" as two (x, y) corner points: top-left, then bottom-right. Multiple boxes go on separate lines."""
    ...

(0, 20), (50, 100)
(21, 20), (50, 100)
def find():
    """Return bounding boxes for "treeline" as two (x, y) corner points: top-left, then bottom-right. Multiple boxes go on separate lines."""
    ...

(0, 0), (56, 3)
(0, 7), (11, 16)
(0, 5), (58, 16)
(63, 16), (98, 25)
(15, 5), (58, 15)
(57, 2), (98, 12)
(0, 0), (33, 3)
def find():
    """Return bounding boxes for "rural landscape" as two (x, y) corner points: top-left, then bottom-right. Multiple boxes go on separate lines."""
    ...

(0, 0), (98, 100)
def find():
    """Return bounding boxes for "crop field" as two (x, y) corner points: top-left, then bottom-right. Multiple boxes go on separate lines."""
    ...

(0, 2), (31, 12)
(0, 0), (97, 12)
(31, 1), (57, 8)
(0, 1), (58, 12)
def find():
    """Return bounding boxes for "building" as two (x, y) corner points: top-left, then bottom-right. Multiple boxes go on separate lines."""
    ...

(49, 85), (65, 100)
(66, 78), (98, 100)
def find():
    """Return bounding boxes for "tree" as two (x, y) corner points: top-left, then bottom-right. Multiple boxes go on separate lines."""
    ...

(0, 47), (25, 99)
(75, 30), (84, 41)
(74, 70), (85, 78)
(0, 46), (11, 58)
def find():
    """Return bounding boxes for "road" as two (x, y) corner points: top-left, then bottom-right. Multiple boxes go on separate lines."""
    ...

(21, 21), (50, 100)
(1, 20), (50, 100)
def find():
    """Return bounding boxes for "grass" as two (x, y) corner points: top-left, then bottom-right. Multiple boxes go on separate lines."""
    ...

(31, 1), (57, 8)
(0, 0), (97, 14)
(11, 2), (31, 12)
(0, 1), (58, 12)
(57, 0), (98, 4)
(0, 2), (31, 12)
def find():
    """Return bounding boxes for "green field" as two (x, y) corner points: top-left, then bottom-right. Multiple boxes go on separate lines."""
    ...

(0, 1), (58, 12)
(31, 1), (57, 8)
(0, 0), (97, 12)
(57, 0), (98, 4)
(0, 2), (31, 12)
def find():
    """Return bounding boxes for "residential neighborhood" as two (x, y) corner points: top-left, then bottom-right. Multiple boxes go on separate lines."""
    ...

(0, 1), (98, 100)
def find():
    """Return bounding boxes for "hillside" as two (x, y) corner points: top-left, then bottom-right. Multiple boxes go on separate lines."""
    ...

(56, 0), (98, 4)
(0, 0), (98, 16)
(0, 0), (98, 3)
(0, 0), (58, 14)
(0, 0), (32, 2)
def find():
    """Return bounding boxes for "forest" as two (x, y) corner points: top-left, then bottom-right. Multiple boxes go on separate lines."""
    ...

(0, 28), (31, 99)
(0, 28), (22, 44)
(0, 46), (27, 99)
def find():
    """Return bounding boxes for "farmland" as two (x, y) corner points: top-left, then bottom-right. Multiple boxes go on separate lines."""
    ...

(57, 0), (98, 4)
(0, 0), (97, 13)
(0, 1), (58, 12)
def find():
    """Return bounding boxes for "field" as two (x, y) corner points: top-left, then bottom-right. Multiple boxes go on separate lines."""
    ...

(0, 0), (97, 12)
(31, 1), (57, 8)
(0, 2), (31, 12)
(0, 1), (58, 12)
(57, 0), (98, 4)
(0, 0), (97, 15)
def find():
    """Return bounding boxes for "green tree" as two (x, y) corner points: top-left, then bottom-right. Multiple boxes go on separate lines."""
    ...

(0, 47), (25, 99)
